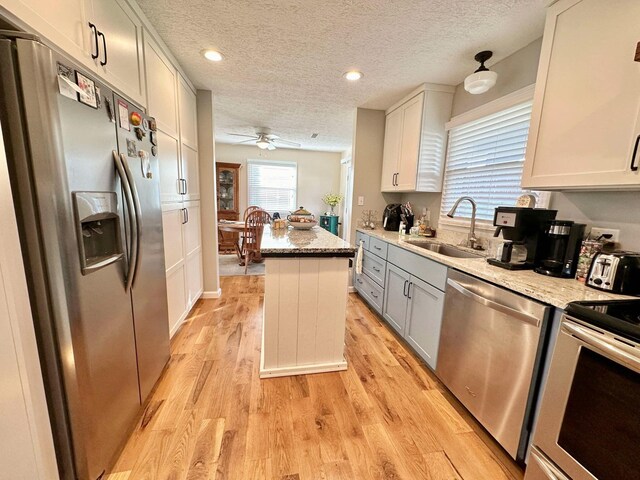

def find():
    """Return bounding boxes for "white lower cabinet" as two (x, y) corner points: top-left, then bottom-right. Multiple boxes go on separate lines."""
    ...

(162, 200), (202, 336)
(165, 264), (187, 336)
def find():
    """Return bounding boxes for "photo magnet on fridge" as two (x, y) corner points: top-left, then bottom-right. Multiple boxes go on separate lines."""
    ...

(118, 99), (130, 131)
(75, 71), (98, 108)
(57, 63), (77, 100)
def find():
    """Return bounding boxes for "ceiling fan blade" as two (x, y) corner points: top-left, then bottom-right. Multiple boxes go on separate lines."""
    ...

(267, 144), (276, 151)
(273, 138), (301, 147)
(235, 139), (258, 145)
(265, 134), (280, 140)
(226, 133), (259, 139)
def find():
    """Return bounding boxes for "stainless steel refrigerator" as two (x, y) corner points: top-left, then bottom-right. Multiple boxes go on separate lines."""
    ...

(0, 32), (170, 479)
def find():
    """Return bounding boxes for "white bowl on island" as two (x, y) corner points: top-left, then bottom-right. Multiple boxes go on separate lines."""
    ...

(288, 220), (318, 230)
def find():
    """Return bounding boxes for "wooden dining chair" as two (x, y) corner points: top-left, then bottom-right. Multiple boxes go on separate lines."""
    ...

(239, 209), (271, 274)
(244, 205), (262, 220)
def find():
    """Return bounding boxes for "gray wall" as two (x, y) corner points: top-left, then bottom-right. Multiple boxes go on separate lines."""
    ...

(401, 37), (640, 250)
(197, 90), (220, 295)
(349, 108), (401, 243)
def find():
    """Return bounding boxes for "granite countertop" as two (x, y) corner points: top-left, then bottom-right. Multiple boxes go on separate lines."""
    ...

(357, 228), (632, 309)
(261, 225), (356, 257)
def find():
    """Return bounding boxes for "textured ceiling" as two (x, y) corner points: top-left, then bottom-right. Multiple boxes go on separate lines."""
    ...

(136, 0), (545, 152)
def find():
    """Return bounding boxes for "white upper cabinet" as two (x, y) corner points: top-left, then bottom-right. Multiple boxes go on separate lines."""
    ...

(522, 0), (640, 189)
(3, 0), (89, 63)
(90, 0), (145, 105)
(380, 84), (454, 193)
(381, 107), (403, 192)
(178, 75), (198, 150)
(144, 32), (179, 137)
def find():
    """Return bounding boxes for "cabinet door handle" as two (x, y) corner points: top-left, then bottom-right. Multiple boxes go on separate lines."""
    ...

(185, 207), (189, 223)
(180, 178), (188, 194)
(403, 279), (409, 297)
(407, 282), (413, 299)
(181, 208), (188, 224)
(631, 135), (640, 171)
(97, 30), (107, 66)
(88, 23), (99, 60)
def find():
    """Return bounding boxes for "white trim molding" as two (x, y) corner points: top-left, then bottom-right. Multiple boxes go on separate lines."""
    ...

(201, 289), (222, 299)
(445, 84), (536, 131)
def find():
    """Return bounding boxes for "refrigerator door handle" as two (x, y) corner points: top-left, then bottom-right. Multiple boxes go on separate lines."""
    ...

(120, 153), (142, 288)
(113, 151), (138, 291)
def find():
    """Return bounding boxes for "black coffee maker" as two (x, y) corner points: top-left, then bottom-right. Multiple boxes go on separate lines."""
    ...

(487, 207), (558, 270)
(534, 220), (586, 278)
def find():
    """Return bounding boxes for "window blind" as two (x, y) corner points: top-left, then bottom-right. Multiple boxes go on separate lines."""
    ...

(247, 160), (297, 214)
(440, 101), (536, 222)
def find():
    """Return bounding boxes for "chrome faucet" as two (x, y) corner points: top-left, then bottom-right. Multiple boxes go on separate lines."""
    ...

(446, 196), (482, 250)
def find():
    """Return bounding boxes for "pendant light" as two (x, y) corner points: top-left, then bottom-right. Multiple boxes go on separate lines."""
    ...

(464, 51), (498, 95)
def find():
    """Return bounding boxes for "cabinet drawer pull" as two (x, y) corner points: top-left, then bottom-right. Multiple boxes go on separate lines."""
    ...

(88, 23), (99, 59)
(356, 278), (363, 285)
(373, 245), (381, 250)
(465, 386), (477, 397)
(97, 30), (107, 66)
(631, 135), (640, 171)
(372, 266), (381, 272)
(370, 291), (379, 299)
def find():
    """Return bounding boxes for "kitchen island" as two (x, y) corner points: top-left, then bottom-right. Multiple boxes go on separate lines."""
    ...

(259, 225), (356, 378)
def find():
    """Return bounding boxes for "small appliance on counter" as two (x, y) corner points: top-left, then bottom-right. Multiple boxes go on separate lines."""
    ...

(487, 206), (557, 270)
(534, 220), (586, 278)
(383, 203), (402, 231)
(586, 251), (640, 295)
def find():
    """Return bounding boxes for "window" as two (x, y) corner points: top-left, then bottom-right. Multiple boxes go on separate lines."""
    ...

(247, 160), (297, 214)
(440, 99), (544, 224)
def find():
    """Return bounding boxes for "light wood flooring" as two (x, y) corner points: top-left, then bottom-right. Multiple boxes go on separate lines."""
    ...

(107, 275), (524, 480)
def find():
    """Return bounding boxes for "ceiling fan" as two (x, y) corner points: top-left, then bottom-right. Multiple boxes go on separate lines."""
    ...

(226, 127), (301, 150)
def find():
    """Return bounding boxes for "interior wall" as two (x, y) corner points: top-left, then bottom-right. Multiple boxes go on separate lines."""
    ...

(214, 143), (342, 218)
(349, 108), (401, 243)
(399, 35), (640, 250)
(196, 90), (220, 295)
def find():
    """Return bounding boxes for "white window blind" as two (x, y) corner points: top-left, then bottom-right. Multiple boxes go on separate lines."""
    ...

(247, 160), (297, 214)
(440, 100), (537, 222)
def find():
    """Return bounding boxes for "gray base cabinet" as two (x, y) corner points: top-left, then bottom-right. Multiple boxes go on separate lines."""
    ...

(355, 232), (446, 371)
(382, 263), (410, 334)
(404, 276), (444, 370)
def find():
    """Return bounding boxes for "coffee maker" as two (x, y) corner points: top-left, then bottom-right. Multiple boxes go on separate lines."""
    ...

(534, 220), (586, 278)
(487, 207), (558, 270)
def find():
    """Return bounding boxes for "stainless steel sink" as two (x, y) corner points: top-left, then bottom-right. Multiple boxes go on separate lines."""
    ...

(404, 240), (484, 259)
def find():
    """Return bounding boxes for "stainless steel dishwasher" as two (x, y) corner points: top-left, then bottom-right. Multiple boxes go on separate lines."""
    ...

(436, 270), (551, 463)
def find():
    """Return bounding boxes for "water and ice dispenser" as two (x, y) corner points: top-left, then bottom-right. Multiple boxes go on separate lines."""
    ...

(72, 192), (124, 275)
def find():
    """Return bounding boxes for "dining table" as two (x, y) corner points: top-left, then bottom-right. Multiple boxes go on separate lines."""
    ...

(217, 220), (265, 264)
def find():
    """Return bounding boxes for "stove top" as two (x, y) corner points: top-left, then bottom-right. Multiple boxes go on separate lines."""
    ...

(565, 300), (640, 343)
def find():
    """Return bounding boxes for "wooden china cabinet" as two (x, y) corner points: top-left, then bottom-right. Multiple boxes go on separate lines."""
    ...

(216, 162), (241, 253)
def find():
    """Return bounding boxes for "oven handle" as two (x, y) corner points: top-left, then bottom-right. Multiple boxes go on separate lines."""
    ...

(563, 321), (640, 372)
(447, 278), (541, 327)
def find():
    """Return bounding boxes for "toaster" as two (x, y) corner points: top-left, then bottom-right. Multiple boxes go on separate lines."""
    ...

(586, 251), (640, 295)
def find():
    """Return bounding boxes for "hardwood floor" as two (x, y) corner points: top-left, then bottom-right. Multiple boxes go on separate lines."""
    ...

(107, 275), (524, 480)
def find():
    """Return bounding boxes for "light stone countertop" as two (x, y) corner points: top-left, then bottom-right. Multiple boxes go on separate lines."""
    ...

(357, 228), (632, 309)
(261, 225), (356, 257)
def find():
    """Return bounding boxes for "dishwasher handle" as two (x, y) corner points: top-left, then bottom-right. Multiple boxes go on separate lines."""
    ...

(447, 278), (541, 327)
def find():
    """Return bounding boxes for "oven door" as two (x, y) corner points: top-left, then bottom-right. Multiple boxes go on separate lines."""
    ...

(533, 317), (640, 480)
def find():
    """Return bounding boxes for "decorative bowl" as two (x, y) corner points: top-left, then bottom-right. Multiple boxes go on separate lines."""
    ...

(289, 220), (318, 230)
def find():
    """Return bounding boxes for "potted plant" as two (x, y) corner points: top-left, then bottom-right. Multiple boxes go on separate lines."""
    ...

(322, 193), (343, 216)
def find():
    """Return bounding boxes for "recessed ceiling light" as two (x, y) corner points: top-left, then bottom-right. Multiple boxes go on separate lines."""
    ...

(203, 50), (224, 62)
(343, 70), (363, 81)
